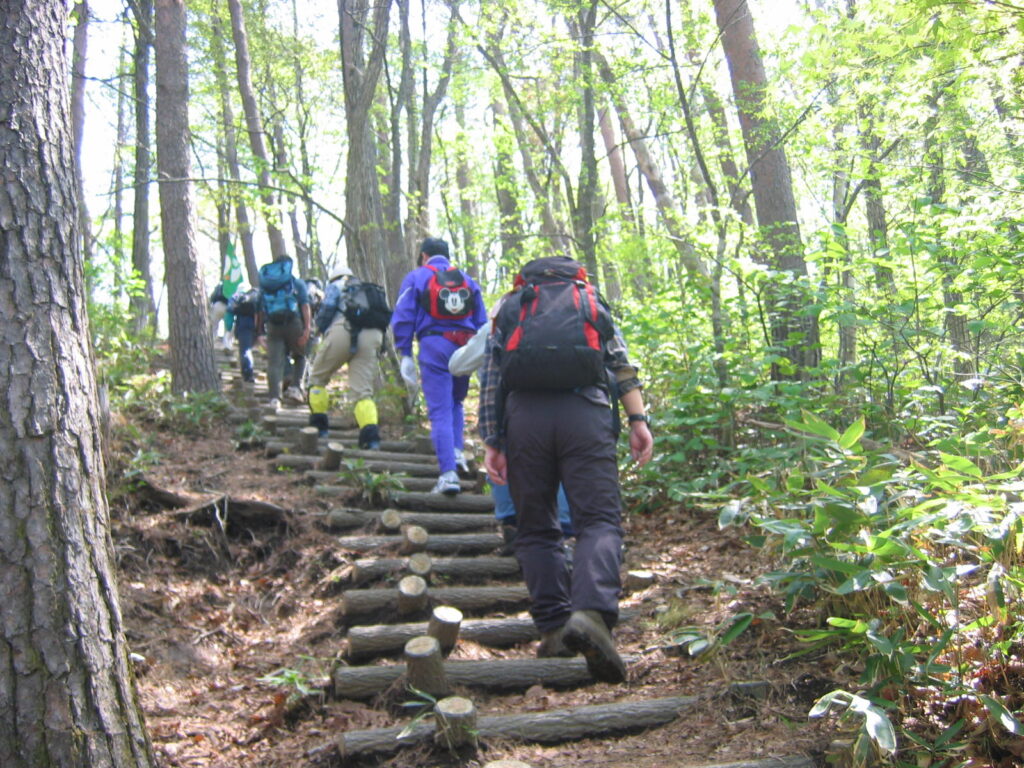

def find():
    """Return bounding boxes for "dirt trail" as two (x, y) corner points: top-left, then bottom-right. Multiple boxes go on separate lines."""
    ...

(112, 352), (837, 767)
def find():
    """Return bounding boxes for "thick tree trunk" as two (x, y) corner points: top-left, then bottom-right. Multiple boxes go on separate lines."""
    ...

(154, 0), (220, 393)
(211, 14), (258, 286)
(227, 0), (289, 261)
(713, 0), (819, 377)
(129, 0), (157, 334)
(0, 3), (156, 765)
(338, 0), (398, 293)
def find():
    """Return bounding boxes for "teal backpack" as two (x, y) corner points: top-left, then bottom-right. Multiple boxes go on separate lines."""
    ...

(259, 258), (299, 324)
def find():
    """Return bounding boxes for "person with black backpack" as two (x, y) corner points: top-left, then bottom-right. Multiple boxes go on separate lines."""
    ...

(391, 237), (488, 495)
(227, 285), (261, 384)
(256, 256), (311, 409)
(479, 256), (654, 684)
(305, 266), (392, 444)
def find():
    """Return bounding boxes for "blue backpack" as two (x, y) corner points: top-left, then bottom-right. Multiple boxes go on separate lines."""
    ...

(259, 258), (299, 324)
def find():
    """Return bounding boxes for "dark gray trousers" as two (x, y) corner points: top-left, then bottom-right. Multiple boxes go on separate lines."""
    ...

(505, 390), (623, 632)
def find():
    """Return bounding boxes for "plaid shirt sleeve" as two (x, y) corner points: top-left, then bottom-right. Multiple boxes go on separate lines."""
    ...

(606, 323), (642, 395)
(478, 331), (503, 448)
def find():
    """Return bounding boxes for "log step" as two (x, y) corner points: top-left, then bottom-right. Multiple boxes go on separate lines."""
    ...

(264, 439), (416, 458)
(346, 555), (519, 586)
(336, 531), (502, 556)
(334, 655), (637, 699)
(316, 486), (495, 513)
(346, 616), (540, 661)
(337, 695), (698, 759)
(326, 508), (498, 534)
(312, 475), (478, 494)
(341, 585), (529, 623)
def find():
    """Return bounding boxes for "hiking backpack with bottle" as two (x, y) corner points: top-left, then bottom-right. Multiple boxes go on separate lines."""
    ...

(495, 256), (615, 391)
(343, 279), (393, 331)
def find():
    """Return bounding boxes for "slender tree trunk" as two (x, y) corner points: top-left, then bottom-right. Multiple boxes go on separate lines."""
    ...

(130, 0), (157, 334)
(381, 0), (412, 278)
(455, 102), (479, 277)
(491, 99), (523, 274)
(598, 104), (632, 222)
(404, 2), (457, 252)
(154, 0), (220, 393)
(210, 14), (258, 286)
(713, 0), (819, 377)
(71, 1), (93, 265)
(227, 0), (289, 261)
(113, 45), (128, 301)
(292, 0), (321, 275)
(0, 4), (156, 765)
(595, 50), (708, 283)
(571, 2), (600, 286)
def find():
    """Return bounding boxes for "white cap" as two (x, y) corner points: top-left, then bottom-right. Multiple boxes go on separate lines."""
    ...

(329, 266), (354, 282)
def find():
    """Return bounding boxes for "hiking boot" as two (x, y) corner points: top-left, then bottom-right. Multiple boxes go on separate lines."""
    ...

(358, 424), (381, 451)
(454, 448), (471, 476)
(431, 471), (461, 495)
(497, 524), (517, 556)
(284, 386), (304, 405)
(536, 625), (573, 658)
(563, 610), (627, 684)
(268, 398), (281, 410)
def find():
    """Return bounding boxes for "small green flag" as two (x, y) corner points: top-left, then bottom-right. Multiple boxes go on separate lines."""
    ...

(222, 241), (243, 298)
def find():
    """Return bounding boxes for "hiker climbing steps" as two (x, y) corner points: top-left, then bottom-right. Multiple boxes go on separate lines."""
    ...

(212, 349), (813, 765)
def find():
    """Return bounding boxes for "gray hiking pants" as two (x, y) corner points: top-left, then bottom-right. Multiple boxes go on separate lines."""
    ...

(505, 390), (623, 633)
(266, 313), (306, 400)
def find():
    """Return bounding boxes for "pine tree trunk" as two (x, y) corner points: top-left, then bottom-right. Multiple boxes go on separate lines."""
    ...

(0, 3), (156, 764)
(154, 0), (221, 393)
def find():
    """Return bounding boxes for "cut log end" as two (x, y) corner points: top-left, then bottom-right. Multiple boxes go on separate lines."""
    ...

(435, 696), (477, 748)
(407, 552), (433, 577)
(400, 524), (429, 554)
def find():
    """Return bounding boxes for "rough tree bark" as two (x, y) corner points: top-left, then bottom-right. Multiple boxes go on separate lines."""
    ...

(713, 0), (820, 377)
(0, 2), (156, 765)
(338, 0), (400, 293)
(154, 0), (220, 393)
(129, 0), (158, 334)
(227, 0), (289, 262)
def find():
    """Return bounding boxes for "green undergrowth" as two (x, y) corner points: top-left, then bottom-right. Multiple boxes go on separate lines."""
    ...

(716, 410), (1024, 767)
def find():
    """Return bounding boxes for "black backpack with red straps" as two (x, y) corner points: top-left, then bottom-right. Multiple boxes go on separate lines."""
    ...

(495, 256), (614, 391)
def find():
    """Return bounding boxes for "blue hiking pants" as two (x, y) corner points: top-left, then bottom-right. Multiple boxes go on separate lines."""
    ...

(417, 334), (470, 475)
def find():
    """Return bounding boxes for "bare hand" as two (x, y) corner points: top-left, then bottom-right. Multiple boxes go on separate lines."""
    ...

(483, 445), (508, 485)
(629, 422), (653, 466)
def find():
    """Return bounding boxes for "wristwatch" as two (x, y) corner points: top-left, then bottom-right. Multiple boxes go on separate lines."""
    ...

(627, 413), (650, 425)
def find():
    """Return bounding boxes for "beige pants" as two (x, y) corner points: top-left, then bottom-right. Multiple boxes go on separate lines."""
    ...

(307, 319), (383, 401)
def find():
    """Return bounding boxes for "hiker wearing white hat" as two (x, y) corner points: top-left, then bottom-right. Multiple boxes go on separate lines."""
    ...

(306, 266), (393, 445)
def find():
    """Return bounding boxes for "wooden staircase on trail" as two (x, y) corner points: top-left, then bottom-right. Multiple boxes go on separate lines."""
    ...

(215, 349), (817, 768)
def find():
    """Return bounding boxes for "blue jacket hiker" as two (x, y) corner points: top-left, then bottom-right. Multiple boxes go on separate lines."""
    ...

(391, 237), (487, 494)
